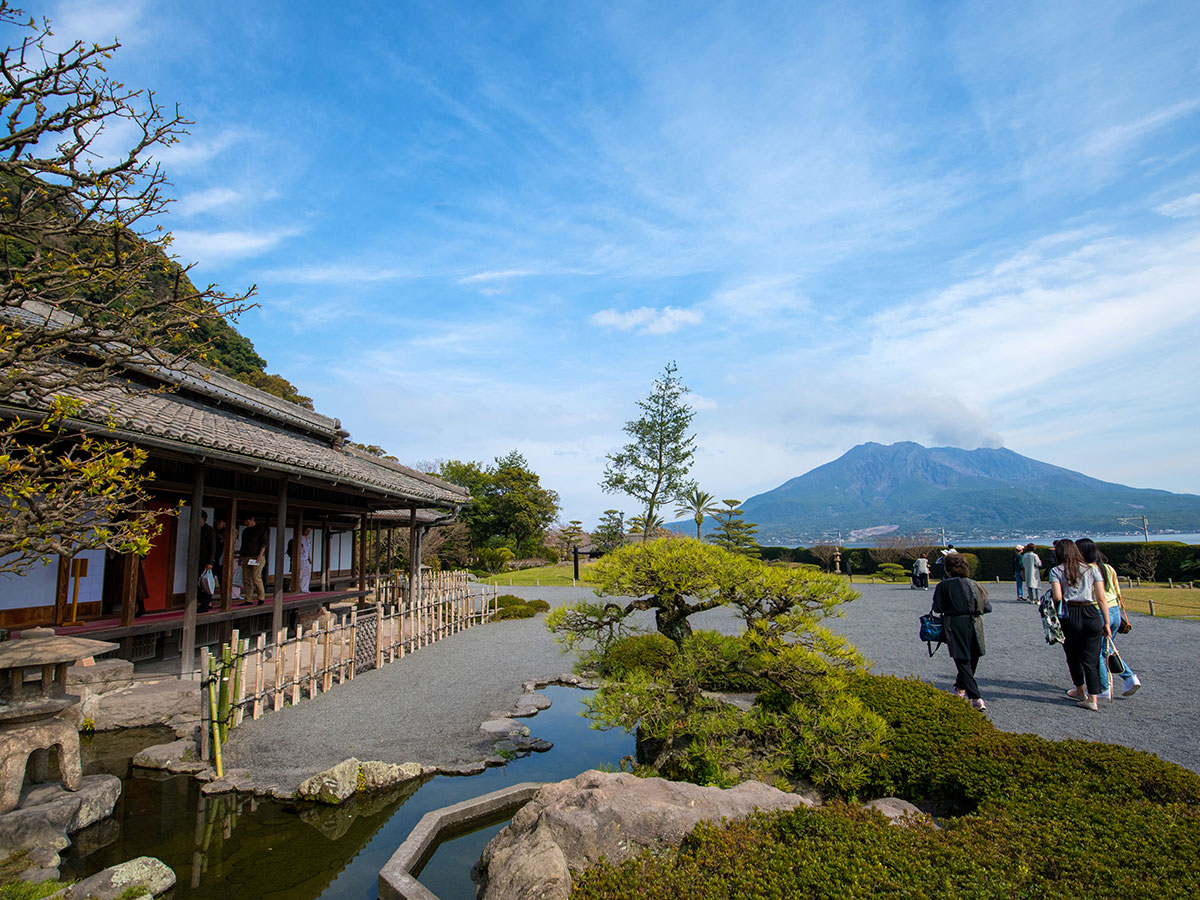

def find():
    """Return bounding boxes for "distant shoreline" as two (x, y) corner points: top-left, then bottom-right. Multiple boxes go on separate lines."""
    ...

(769, 532), (1200, 549)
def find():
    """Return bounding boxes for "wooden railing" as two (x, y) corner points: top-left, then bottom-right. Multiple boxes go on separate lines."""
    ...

(199, 572), (500, 774)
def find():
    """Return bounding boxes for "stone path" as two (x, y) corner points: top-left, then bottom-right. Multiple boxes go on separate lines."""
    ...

(222, 581), (1199, 789)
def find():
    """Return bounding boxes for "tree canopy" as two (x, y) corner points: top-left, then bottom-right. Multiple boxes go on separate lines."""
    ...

(707, 499), (760, 557)
(0, 5), (261, 570)
(601, 362), (697, 539)
(436, 452), (560, 558)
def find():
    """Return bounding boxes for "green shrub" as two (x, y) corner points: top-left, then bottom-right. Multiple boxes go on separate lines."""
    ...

(877, 563), (908, 582)
(682, 630), (758, 691)
(493, 605), (538, 620)
(496, 594), (525, 608)
(602, 633), (679, 677)
(572, 674), (1200, 900)
(526, 599), (550, 612)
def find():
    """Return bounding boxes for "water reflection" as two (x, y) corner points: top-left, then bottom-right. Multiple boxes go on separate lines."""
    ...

(61, 686), (632, 900)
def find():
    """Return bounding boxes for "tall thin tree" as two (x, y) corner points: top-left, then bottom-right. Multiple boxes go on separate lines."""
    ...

(601, 362), (697, 539)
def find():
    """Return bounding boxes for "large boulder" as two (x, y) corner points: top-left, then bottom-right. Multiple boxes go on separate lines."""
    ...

(132, 739), (197, 771)
(474, 769), (815, 900)
(57, 855), (175, 899)
(297, 758), (361, 804)
(0, 775), (121, 861)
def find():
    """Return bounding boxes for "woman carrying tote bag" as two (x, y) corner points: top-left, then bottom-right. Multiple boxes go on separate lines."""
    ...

(931, 553), (990, 711)
(1049, 539), (1110, 711)
(1077, 538), (1141, 698)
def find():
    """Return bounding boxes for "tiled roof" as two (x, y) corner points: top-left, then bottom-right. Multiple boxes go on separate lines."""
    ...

(53, 379), (468, 506)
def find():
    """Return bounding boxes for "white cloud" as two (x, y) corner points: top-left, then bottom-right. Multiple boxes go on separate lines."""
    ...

(175, 187), (243, 217)
(259, 263), (415, 284)
(169, 227), (299, 263)
(155, 130), (248, 171)
(457, 268), (537, 284)
(1084, 99), (1200, 159)
(590, 305), (704, 335)
(1155, 193), (1200, 219)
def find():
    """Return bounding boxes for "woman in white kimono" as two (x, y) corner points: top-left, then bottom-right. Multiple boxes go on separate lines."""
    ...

(298, 527), (313, 593)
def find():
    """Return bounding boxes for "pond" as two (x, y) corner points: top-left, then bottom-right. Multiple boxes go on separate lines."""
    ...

(60, 685), (633, 900)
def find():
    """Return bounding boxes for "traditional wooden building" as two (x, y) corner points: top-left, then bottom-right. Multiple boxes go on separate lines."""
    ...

(0, 337), (468, 674)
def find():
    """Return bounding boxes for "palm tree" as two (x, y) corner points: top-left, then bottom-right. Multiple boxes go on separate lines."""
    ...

(675, 488), (718, 540)
(627, 512), (665, 538)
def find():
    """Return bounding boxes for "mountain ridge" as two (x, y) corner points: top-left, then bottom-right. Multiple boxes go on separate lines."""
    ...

(732, 442), (1200, 545)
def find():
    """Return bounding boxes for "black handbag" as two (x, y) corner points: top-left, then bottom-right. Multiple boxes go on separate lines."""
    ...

(1106, 639), (1125, 673)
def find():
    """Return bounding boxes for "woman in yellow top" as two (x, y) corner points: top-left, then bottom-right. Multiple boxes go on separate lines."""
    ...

(1077, 538), (1141, 698)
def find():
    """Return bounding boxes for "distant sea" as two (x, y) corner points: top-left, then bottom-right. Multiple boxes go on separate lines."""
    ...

(840, 533), (1200, 549)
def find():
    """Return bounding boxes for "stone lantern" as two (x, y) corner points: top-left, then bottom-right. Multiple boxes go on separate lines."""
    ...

(0, 635), (117, 813)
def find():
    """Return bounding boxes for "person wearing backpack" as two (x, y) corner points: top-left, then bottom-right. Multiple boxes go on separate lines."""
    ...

(931, 552), (991, 711)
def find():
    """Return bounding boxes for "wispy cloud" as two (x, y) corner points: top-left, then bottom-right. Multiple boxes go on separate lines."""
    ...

(155, 130), (248, 171)
(457, 268), (538, 284)
(259, 263), (416, 284)
(1156, 193), (1200, 218)
(1085, 99), (1200, 158)
(590, 306), (704, 335)
(169, 227), (299, 263)
(174, 187), (243, 217)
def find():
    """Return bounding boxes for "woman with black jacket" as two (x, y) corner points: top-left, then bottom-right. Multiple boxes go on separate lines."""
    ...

(931, 552), (990, 711)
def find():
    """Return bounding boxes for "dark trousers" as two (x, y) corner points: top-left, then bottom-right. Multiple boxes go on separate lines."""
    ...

(917, 573), (929, 589)
(1061, 605), (1104, 694)
(953, 655), (981, 699)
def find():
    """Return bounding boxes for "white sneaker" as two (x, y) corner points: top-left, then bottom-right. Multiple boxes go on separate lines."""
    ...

(1098, 688), (1112, 701)
(1123, 675), (1141, 697)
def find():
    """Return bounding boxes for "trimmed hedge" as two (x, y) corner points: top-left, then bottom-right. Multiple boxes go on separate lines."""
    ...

(571, 673), (1200, 900)
(761, 541), (1198, 581)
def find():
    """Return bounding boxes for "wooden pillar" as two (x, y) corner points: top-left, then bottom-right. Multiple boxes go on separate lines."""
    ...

(271, 479), (289, 640)
(181, 463), (206, 678)
(374, 519), (382, 584)
(358, 512), (368, 597)
(321, 517), (330, 591)
(407, 507), (420, 606)
(221, 497), (238, 612)
(291, 509), (304, 592)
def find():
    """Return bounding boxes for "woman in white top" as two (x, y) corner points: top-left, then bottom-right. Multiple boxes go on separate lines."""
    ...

(1077, 538), (1141, 698)
(1049, 539), (1110, 711)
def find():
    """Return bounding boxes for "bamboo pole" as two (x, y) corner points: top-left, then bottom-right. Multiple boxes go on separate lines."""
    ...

(339, 613), (349, 683)
(348, 609), (357, 680)
(291, 625), (303, 706)
(231, 634), (247, 728)
(207, 654), (224, 778)
(217, 642), (232, 743)
(199, 647), (210, 763)
(252, 634), (265, 720)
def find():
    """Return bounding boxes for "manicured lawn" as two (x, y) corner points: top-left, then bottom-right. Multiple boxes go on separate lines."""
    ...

(1121, 586), (1200, 618)
(482, 563), (596, 586)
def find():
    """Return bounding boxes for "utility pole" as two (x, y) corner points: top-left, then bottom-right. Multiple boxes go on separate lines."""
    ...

(1118, 516), (1150, 542)
(940, 526), (947, 547)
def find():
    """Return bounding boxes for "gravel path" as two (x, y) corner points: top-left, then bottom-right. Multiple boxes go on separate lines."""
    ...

(828, 580), (1199, 774)
(222, 587), (591, 790)
(224, 581), (1199, 788)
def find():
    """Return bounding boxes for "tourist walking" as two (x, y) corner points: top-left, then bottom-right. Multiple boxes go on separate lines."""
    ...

(1077, 538), (1141, 698)
(1021, 544), (1042, 603)
(931, 553), (990, 710)
(1013, 546), (1026, 600)
(1049, 539), (1110, 711)
(913, 555), (930, 590)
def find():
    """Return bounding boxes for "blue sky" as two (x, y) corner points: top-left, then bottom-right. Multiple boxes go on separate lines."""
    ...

(43, 0), (1200, 528)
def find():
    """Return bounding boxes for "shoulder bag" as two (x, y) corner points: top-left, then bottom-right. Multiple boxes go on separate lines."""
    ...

(1111, 567), (1132, 634)
(919, 612), (944, 657)
(1106, 638), (1126, 674)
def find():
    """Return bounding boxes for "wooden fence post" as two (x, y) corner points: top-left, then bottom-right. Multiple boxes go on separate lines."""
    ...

(291, 626), (303, 706)
(199, 647), (210, 762)
(252, 634), (265, 720)
(308, 627), (319, 698)
(273, 629), (285, 712)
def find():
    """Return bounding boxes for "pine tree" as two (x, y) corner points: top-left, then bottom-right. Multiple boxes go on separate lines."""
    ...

(707, 500), (760, 557)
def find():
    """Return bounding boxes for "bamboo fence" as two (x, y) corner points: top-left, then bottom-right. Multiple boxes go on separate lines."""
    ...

(200, 572), (500, 772)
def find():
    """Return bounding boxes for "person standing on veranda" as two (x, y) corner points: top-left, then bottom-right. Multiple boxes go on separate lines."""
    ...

(297, 526), (313, 593)
(239, 515), (268, 606)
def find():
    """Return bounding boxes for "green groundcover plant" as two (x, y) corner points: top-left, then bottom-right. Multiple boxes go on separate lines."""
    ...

(571, 674), (1200, 900)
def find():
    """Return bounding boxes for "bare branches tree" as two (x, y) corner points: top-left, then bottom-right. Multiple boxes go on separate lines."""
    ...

(807, 543), (841, 572)
(867, 533), (939, 566)
(0, 4), (252, 572)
